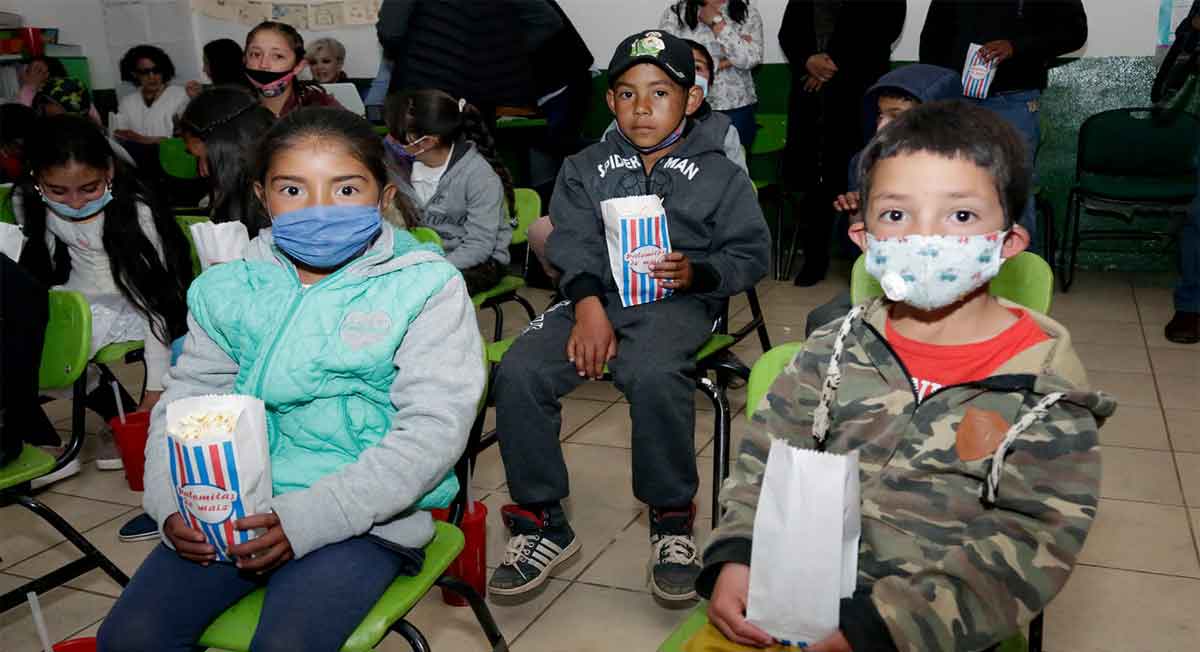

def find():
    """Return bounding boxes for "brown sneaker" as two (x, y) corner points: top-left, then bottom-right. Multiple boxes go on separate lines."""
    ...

(1165, 311), (1200, 344)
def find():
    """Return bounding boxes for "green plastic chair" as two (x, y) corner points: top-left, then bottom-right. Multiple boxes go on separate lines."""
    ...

(744, 341), (805, 422)
(176, 214), (209, 278)
(1, 290), (130, 614)
(0, 184), (14, 225)
(1060, 107), (1200, 291)
(472, 187), (540, 342)
(159, 137), (200, 180)
(849, 251), (1054, 315)
(409, 226), (443, 248)
(748, 113), (793, 280)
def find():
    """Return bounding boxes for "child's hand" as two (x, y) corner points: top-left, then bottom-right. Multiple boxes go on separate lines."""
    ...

(186, 80), (202, 98)
(708, 562), (775, 648)
(137, 390), (163, 414)
(567, 297), (616, 380)
(806, 631), (852, 652)
(833, 192), (860, 215)
(650, 252), (694, 291)
(164, 513), (216, 565)
(229, 512), (294, 574)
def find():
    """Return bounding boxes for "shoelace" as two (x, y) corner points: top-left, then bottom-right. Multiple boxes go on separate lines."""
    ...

(653, 534), (697, 566)
(502, 533), (538, 568)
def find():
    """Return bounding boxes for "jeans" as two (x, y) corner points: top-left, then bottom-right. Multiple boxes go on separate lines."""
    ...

(97, 538), (419, 652)
(1176, 172), (1200, 311)
(718, 103), (759, 151)
(976, 90), (1042, 254)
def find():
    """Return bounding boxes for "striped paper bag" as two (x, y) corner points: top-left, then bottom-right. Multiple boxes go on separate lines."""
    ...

(602, 194), (673, 308)
(166, 394), (271, 563)
(961, 42), (998, 99)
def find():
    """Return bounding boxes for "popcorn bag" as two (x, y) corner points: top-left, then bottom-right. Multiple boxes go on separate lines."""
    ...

(166, 395), (271, 562)
(190, 221), (251, 271)
(961, 43), (998, 99)
(602, 194), (673, 308)
(0, 222), (25, 261)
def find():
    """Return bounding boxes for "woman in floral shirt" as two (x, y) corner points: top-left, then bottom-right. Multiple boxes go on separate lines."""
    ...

(659, 0), (763, 148)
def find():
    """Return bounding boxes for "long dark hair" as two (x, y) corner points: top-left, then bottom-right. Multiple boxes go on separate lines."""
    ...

(16, 115), (190, 342)
(253, 107), (419, 226)
(384, 89), (516, 221)
(671, 0), (749, 29)
(203, 38), (248, 87)
(245, 21), (329, 102)
(180, 86), (274, 236)
(119, 44), (176, 85)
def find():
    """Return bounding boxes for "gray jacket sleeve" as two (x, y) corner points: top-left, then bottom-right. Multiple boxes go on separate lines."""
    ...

(547, 156), (610, 301)
(270, 275), (484, 559)
(724, 125), (748, 176)
(445, 164), (506, 269)
(693, 174), (770, 298)
(142, 312), (240, 544)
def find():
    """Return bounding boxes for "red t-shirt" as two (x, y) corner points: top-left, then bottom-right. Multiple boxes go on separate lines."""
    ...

(885, 309), (1049, 402)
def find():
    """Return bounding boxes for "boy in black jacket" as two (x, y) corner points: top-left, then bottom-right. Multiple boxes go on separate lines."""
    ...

(490, 29), (770, 603)
(920, 0), (1088, 252)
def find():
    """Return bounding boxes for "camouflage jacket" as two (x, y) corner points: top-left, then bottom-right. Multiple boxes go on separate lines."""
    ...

(699, 298), (1116, 652)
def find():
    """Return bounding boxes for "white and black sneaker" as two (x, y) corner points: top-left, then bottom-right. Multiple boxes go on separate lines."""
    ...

(488, 503), (580, 596)
(648, 505), (701, 602)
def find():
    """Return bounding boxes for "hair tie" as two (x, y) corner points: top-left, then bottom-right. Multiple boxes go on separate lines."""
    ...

(458, 98), (466, 113)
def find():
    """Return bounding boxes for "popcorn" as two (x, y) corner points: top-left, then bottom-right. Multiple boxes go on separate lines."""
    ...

(167, 411), (238, 441)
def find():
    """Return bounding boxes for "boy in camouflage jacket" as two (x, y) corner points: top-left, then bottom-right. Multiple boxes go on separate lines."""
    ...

(698, 101), (1116, 652)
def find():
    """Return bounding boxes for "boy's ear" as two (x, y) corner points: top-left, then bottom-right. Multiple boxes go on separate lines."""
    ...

(1003, 224), (1031, 259)
(605, 88), (617, 115)
(684, 85), (703, 116)
(848, 221), (868, 252)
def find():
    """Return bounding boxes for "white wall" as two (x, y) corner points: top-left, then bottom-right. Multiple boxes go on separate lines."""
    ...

(0, 0), (1169, 91)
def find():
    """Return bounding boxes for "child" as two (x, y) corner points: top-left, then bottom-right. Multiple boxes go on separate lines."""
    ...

(33, 77), (137, 168)
(180, 85), (276, 236)
(0, 103), (36, 182)
(384, 88), (515, 294)
(243, 21), (342, 117)
(701, 101), (1113, 651)
(96, 107), (484, 652)
(12, 114), (191, 480)
(489, 30), (769, 602)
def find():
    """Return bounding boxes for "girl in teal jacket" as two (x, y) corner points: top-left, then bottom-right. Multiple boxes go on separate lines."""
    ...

(98, 108), (485, 652)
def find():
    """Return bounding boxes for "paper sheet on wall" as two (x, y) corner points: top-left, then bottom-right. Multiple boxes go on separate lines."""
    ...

(343, 0), (382, 26)
(102, 1), (151, 49)
(148, 2), (189, 44)
(308, 3), (346, 30)
(192, 0), (241, 21)
(272, 3), (309, 30)
(238, 0), (272, 25)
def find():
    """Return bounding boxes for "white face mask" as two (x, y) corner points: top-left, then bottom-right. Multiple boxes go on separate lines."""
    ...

(864, 230), (1008, 311)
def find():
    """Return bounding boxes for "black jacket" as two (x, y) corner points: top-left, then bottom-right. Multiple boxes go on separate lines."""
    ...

(919, 0), (1087, 94)
(527, 0), (593, 98)
(377, 0), (537, 107)
(547, 116), (770, 303)
(1154, 0), (1200, 103)
(779, 0), (907, 85)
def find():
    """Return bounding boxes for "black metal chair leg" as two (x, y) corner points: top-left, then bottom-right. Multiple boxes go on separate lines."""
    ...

(696, 376), (730, 530)
(490, 304), (504, 342)
(17, 495), (130, 586)
(745, 289), (772, 353)
(513, 294), (538, 322)
(1063, 190), (1083, 292)
(392, 619), (432, 652)
(435, 576), (508, 651)
(1028, 613), (1044, 652)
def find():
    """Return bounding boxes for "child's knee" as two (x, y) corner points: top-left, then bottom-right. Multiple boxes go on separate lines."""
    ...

(96, 610), (163, 652)
(611, 358), (690, 397)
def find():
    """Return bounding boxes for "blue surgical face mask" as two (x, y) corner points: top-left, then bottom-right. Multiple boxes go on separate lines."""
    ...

(695, 75), (710, 98)
(38, 183), (113, 221)
(270, 204), (383, 269)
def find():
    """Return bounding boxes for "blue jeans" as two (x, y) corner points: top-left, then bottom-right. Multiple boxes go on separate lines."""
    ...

(718, 103), (759, 150)
(976, 90), (1042, 254)
(97, 538), (419, 652)
(1176, 172), (1200, 311)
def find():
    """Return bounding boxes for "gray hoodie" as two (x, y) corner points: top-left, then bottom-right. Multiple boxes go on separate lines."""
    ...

(388, 139), (513, 268)
(142, 226), (485, 557)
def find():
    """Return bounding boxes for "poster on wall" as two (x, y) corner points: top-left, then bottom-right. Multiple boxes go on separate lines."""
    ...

(189, 0), (380, 27)
(1160, 0), (1196, 47)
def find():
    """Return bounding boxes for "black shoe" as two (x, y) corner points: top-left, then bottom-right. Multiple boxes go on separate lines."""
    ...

(648, 504), (701, 602)
(488, 503), (580, 596)
(118, 513), (159, 542)
(793, 257), (828, 287)
(1165, 311), (1200, 344)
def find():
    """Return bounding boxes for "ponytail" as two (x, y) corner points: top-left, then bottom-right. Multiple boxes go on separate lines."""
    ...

(460, 102), (517, 222)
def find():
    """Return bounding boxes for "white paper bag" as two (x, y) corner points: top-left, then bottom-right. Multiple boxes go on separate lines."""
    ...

(746, 440), (861, 646)
(0, 222), (25, 261)
(166, 394), (272, 562)
(962, 43), (998, 99)
(601, 194), (672, 308)
(190, 221), (250, 271)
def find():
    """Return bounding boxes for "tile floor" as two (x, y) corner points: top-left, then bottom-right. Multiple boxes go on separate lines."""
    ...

(3, 266), (1200, 651)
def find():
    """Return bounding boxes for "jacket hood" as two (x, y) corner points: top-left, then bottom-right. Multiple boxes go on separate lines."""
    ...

(386, 137), (478, 189)
(245, 222), (445, 280)
(863, 64), (961, 132)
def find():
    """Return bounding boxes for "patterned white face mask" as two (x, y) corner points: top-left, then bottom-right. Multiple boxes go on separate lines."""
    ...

(865, 230), (1008, 311)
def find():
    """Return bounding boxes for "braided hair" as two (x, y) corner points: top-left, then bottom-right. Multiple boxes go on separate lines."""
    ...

(384, 89), (517, 222)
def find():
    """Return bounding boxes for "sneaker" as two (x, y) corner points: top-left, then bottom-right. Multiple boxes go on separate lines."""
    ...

(1165, 311), (1200, 344)
(30, 451), (81, 489)
(95, 424), (124, 471)
(648, 505), (701, 602)
(488, 504), (580, 596)
(118, 513), (159, 542)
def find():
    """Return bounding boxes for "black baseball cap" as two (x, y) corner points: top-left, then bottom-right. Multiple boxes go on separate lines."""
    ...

(607, 30), (696, 90)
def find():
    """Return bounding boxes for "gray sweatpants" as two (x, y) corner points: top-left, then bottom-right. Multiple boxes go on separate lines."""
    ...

(495, 293), (716, 509)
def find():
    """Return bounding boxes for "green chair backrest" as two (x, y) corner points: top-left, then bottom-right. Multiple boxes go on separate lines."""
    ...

(175, 214), (209, 278)
(409, 226), (443, 247)
(1076, 108), (1199, 179)
(159, 138), (199, 180)
(40, 290), (92, 390)
(0, 184), (14, 225)
(512, 187), (541, 246)
(745, 341), (805, 423)
(849, 251), (1054, 314)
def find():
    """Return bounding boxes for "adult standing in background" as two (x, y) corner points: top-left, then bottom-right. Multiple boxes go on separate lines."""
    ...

(780, 0), (906, 286)
(921, 0), (1088, 253)
(659, 0), (764, 149)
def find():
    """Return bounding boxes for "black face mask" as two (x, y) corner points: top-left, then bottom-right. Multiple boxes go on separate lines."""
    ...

(244, 67), (291, 86)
